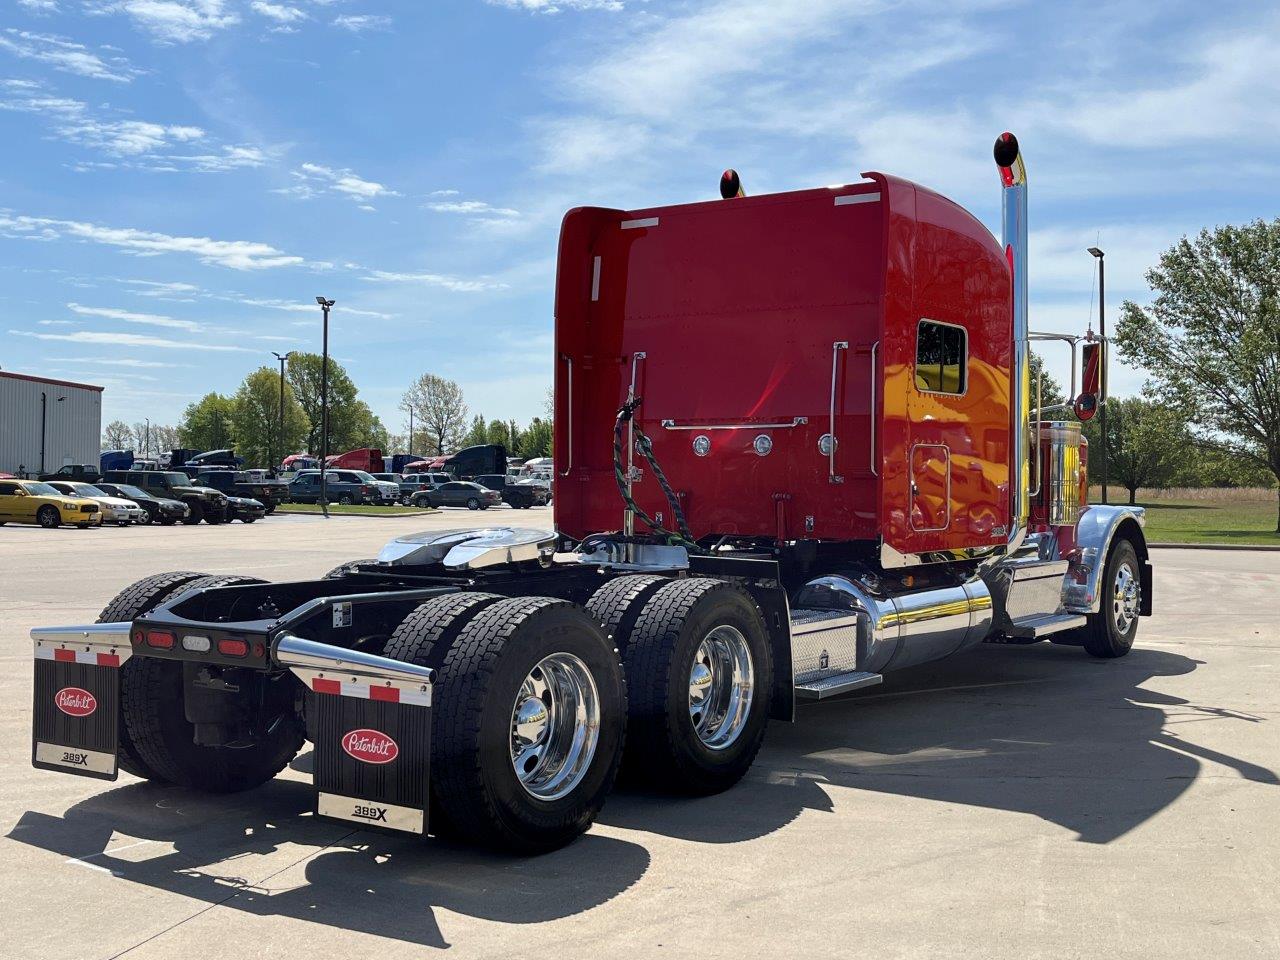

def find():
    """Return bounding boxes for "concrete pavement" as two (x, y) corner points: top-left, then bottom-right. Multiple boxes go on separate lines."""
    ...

(2, 515), (1277, 959)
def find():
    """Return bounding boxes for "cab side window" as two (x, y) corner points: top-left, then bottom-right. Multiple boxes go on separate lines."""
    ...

(916, 319), (967, 395)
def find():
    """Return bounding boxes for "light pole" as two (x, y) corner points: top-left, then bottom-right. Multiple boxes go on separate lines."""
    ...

(144, 417), (150, 460)
(39, 392), (65, 474)
(1087, 246), (1107, 505)
(316, 297), (335, 517)
(271, 351), (294, 474)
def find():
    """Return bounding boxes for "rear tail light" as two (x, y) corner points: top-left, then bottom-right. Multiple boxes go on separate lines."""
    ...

(362, 485), (373, 493)
(145, 630), (175, 649)
(217, 638), (248, 657)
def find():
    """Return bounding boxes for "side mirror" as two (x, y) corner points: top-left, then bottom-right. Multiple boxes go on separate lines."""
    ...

(1074, 341), (1102, 421)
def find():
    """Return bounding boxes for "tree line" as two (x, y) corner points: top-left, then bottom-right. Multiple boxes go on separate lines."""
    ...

(101, 354), (552, 469)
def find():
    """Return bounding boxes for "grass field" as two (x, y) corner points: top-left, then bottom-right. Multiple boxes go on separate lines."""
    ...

(1136, 497), (1280, 545)
(276, 503), (432, 517)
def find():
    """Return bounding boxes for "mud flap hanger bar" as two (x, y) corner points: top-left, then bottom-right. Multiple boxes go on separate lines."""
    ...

(272, 633), (436, 688)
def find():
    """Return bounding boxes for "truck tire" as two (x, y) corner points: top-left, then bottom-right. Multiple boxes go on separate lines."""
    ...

(431, 597), (627, 853)
(204, 507), (223, 525)
(338, 494), (353, 505)
(321, 559), (374, 580)
(383, 592), (505, 667)
(119, 574), (304, 792)
(182, 500), (203, 525)
(1081, 538), (1141, 659)
(585, 574), (670, 650)
(96, 571), (209, 780)
(623, 578), (773, 795)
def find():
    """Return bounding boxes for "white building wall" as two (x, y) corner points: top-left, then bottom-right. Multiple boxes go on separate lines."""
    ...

(0, 373), (103, 476)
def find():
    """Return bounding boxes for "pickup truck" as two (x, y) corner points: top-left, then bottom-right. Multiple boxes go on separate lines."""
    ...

(39, 464), (100, 484)
(101, 469), (229, 525)
(473, 473), (549, 509)
(194, 470), (288, 514)
(287, 470), (377, 505)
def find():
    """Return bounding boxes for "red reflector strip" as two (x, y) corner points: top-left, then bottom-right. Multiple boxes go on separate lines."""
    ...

(96, 653), (120, 667)
(146, 631), (175, 649)
(369, 685), (400, 703)
(217, 638), (248, 657)
(312, 677), (341, 695)
(53, 649), (75, 663)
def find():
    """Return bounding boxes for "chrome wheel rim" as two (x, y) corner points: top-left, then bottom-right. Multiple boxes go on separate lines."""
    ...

(510, 652), (600, 801)
(688, 625), (754, 751)
(1113, 561), (1140, 634)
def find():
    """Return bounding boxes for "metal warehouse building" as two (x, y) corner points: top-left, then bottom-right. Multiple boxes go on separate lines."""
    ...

(0, 371), (103, 477)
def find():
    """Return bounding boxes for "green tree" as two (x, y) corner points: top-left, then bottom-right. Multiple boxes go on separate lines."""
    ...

(1082, 396), (1185, 504)
(179, 393), (236, 451)
(460, 414), (487, 449)
(1116, 220), (1280, 531)
(230, 367), (309, 468)
(1030, 350), (1066, 408)
(523, 417), (552, 458)
(485, 418), (512, 449)
(1171, 447), (1275, 488)
(286, 352), (366, 455)
(402, 373), (468, 456)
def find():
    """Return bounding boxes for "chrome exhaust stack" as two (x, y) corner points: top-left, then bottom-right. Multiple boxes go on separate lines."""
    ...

(995, 131), (1030, 557)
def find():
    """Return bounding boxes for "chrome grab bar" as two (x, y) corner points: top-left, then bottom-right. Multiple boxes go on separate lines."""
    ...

(660, 417), (807, 431)
(559, 353), (573, 478)
(1028, 362), (1042, 498)
(869, 340), (879, 477)
(829, 340), (848, 483)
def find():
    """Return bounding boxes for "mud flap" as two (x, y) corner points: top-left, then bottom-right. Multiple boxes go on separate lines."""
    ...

(275, 635), (434, 836)
(31, 627), (132, 781)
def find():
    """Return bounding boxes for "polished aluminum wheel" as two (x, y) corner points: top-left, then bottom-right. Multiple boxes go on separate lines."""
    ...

(1113, 560), (1140, 634)
(688, 625), (754, 750)
(510, 653), (601, 801)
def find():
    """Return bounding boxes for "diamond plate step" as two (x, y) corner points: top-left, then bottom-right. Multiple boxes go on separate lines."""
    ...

(1006, 612), (1087, 639)
(795, 670), (883, 701)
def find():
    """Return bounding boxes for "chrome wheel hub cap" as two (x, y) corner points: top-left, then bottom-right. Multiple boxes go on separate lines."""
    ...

(1113, 562), (1140, 633)
(510, 653), (600, 801)
(688, 625), (754, 751)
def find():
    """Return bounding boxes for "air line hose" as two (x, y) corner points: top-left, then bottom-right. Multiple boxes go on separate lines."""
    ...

(612, 397), (699, 550)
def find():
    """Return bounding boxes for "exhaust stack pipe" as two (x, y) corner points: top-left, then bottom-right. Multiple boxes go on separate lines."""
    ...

(995, 132), (1029, 555)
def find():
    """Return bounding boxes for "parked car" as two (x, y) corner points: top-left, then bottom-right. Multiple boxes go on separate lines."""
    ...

(411, 480), (502, 510)
(288, 470), (376, 505)
(0, 478), (100, 528)
(45, 481), (146, 525)
(95, 482), (189, 525)
(39, 463), (100, 484)
(351, 470), (400, 504)
(384, 472), (441, 505)
(224, 495), (266, 523)
(194, 470), (289, 514)
(101, 469), (229, 525)
(473, 473), (550, 509)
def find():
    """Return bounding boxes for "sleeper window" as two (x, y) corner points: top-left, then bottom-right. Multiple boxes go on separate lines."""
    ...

(916, 320), (967, 395)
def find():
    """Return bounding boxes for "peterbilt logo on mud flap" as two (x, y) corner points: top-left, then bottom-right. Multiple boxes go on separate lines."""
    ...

(55, 687), (97, 717)
(341, 728), (398, 764)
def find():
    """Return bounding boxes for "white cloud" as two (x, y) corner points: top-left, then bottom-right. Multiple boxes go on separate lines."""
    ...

(0, 213), (303, 269)
(486, 0), (623, 12)
(51, 356), (187, 368)
(11, 328), (252, 351)
(332, 14), (390, 32)
(361, 270), (507, 292)
(426, 198), (520, 219)
(38, 319), (76, 325)
(251, 1), (307, 24)
(17, 0), (61, 13)
(68, 301), (201, 331)
(120, 279), (200, 298)
(428, 188), (460, 197)
(224, 295), (393, 319)
(0, 29), (141, 82)
(279, 162), (398, 203)
(85, 1), (240, 44)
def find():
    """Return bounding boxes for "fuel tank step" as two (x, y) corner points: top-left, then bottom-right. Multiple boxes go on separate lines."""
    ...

(795, 670), (883, 701)
(1005, 613), (1087, 639)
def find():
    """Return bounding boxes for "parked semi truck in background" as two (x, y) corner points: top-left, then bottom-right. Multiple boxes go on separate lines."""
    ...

(31, 133), (1150, 853)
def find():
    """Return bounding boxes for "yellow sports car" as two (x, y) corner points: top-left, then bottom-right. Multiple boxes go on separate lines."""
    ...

(0, 478), (102, 528)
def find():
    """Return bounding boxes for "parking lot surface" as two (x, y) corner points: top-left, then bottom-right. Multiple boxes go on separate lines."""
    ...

(2, 515), (1278, 960)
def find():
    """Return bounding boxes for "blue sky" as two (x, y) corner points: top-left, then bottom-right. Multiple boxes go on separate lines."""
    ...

(2, 0), (1277, 436)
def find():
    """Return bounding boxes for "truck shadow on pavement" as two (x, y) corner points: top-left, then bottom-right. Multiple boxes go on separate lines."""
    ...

(600, 641), (1278, 845)
(7, 778), (649, 950)
(8, 642), (1276, 949)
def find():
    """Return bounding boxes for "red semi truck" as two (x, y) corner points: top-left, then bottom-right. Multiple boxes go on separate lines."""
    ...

(30, 133), (1149, 852)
